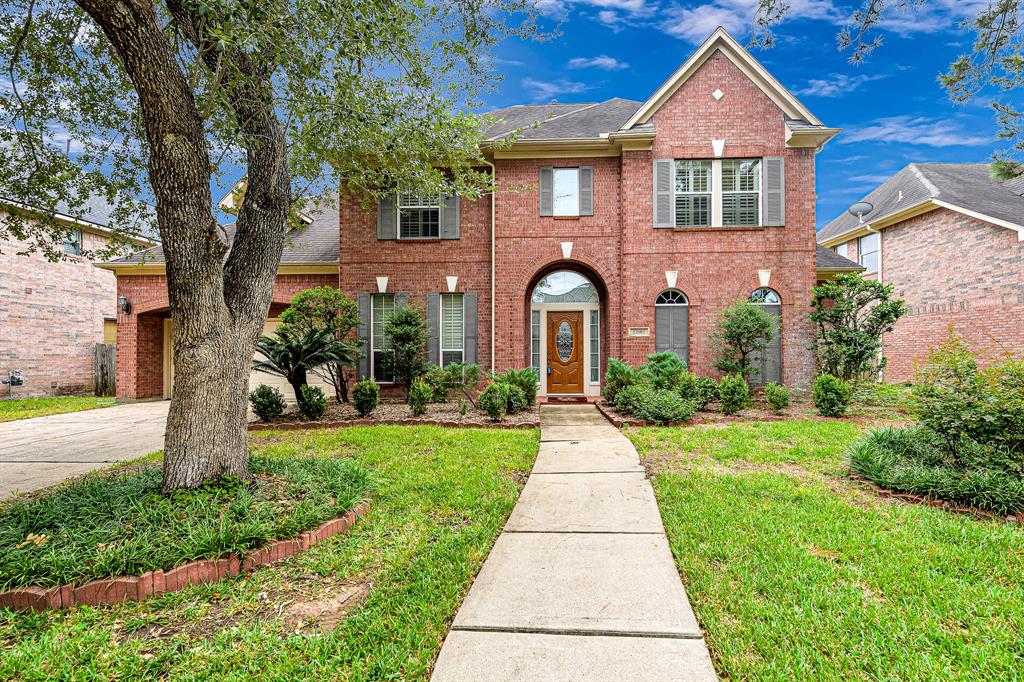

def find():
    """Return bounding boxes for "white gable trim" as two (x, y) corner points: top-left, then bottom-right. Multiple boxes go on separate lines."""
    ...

(932, 199), (1024, 241)
(622, 27), (823, 130)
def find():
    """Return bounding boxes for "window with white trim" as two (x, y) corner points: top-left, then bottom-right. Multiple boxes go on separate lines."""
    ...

(553, 168), (580, 216)
(835, 242), (848, 258)
(589, 309), (600, 383)
(440, 293), (464, 367)
(673, 158), (761, 227)
(721, 159), (760, 226)
(398, 191), (440, 239)
(674, 160), (712, 227)
(858, 233), (879, 274)
(371, 293), (395, 382)
(63, 229), (82, 256)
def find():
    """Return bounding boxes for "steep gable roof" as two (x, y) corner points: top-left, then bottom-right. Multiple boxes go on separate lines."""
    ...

(481, 98), (642, 142)
(819, 163), (1024, 244)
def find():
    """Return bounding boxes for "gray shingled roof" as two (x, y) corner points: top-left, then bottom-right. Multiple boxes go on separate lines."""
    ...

(815, 244), (863, 271)
(819, 163), (1024, 242)
(108, 203), (339, 265)
(482, 98), (643, 141)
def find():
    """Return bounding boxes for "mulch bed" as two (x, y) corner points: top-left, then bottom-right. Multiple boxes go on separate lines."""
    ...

(597, 400), (912, 428)
(249, 399), (540, 431)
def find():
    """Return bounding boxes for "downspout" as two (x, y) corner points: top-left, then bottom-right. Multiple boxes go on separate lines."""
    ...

(482, 157), (496, 373)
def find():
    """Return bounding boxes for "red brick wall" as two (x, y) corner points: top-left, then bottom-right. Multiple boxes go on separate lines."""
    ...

(114, 272), (337, 399)
(0, 228), (116, 397)
(879, 208), (1024, 381)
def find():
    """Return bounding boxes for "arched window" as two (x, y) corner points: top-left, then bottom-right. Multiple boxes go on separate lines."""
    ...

(654, 289), (689, 365)
(531, 270), (599, 304)
(748, 287), (782, 386)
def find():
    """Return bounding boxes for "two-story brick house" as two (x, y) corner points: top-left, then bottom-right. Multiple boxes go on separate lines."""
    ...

(107, 28), (840, 400)
(818, 163), (1024, 381)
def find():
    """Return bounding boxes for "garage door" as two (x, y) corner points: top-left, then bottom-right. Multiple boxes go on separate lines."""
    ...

(162, 318), (335, 402)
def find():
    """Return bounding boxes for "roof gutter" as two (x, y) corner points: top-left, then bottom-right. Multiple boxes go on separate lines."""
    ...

(818, 199), (935, 247)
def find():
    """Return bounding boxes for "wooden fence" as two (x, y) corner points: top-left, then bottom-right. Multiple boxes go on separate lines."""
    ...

(94, 343), (116, 397)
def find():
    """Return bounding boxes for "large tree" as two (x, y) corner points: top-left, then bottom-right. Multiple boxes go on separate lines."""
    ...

(755, 0), (1023, 176)
(0, 0), (537, 490)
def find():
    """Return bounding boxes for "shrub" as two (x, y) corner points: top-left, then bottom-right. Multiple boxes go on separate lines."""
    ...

(252, 326), (346, 404)
(424, 363), (483, 405)
(422, 365), (453, 402)
(457, 397), (469, 416)
(613, 384), (648, 416)
(477, 383), (507, 422)
(814, 374), (852, 417)
(763, 382), (790, 411)
(640, 352), (687, 390)
(492, 367), (539, 406)
(408, 379), (432, 416)
(298, 384), (328, 421)
(249, 384), (286, 422)
(502, 383), (528, 414)
(633, 389), (697, 425)
(677, 372), (718, 409)
(849, 427), (1024, 515)
(603, 358), (641, 402)
(711, 301), (777, 380)
(352, 378), (380, 417)
(718, 374), (750, 415)
(382, 304), (428, 390)
(278, 287), (361, 402)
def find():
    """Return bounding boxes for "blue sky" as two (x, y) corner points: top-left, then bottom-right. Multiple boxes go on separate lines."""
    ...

(479, 0), (1017, 229)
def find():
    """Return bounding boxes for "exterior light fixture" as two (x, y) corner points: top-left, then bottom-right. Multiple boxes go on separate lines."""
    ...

(117, 295), (131, 314)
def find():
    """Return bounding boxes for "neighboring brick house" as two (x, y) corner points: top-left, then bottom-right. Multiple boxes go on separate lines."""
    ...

(0, 199), (156, 397)
(107, 28), (843, 400)
(818, 163), (1024, 381)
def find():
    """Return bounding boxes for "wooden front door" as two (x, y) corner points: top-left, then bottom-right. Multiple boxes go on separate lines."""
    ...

(546, 311), (584, 394)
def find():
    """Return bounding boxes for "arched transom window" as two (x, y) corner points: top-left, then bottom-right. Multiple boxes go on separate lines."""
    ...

(654, 289), (689, 364)
(655, 289), (689, 306)
(531, 270), (599, 304)
(749, 287), (781, 305)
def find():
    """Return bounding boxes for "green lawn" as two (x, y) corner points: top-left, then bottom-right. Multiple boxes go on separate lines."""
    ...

(0, 426), (538, 680)
(0, 396), (116, 423)
(631, 420), (1024, 681)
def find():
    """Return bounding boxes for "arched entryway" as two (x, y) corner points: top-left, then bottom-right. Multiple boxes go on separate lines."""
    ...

(528, 268), (606, 397)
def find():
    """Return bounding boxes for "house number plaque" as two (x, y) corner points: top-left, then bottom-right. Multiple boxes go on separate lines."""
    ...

(627, 327), (650, 337)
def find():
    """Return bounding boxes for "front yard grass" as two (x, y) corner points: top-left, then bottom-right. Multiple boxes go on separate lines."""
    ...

(0, 425), (538, 680)
(631, 420), (1024, 681)
(0, 396), (115, 423)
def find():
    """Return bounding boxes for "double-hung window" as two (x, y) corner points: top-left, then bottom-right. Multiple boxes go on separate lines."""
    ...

(553, 168), (580, 216)
(440, 293), (464, 366)
(398, 191), (440, 239)
(371, 294), (395, 382)
(721, 159), (760, 226)
(858, 232), (879, 274)
(674, 161), (712, 227)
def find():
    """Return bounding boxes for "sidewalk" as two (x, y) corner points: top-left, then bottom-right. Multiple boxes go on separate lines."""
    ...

(431, 404), (717, 681)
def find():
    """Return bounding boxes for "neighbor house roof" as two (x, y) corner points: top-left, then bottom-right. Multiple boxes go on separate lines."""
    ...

(100, 204), (339, 272)
(815, 244), (863, 274)
(1, 192), (160, 245)
(819, 163), (1024, 245)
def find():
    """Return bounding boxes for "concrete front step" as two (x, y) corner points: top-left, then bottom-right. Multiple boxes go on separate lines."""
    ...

(451, 532), (701, 638)
(538, 424), (629, 443)
(532, 440), (643, 474)
(505, 472), (662, 533)
(433, 630), (718, 682)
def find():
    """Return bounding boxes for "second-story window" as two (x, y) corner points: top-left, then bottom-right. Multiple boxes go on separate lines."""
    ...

(553, 168), (580, 216)
(63, 229), (83, 256)
(674, 160), (712, 227)
(398, 191), (440, 239)
(721, 159), (760, 226)
(858, 232), (879, 274)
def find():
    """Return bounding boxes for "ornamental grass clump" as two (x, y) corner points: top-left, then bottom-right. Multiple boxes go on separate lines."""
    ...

(847, 332), (1024, 515)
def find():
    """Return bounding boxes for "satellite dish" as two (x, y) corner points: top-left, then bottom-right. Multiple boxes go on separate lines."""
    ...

(848, 201), (874, 224)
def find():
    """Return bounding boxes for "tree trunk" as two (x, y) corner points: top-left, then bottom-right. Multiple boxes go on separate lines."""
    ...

(78, 0), (289, 491)
(290, 368), (308, 405)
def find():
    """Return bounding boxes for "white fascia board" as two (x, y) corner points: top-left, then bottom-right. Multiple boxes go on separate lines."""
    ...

(931, 199), (1024, 241)
(622, 27), (824, 130)
(817, 200), (936, 247)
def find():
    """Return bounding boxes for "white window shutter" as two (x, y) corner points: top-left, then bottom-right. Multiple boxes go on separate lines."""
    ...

(653, 159), (674, 227)
(763, 157), (785, 226)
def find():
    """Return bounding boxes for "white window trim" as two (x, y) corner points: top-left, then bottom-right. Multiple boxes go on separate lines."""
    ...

(589, 309), (600, 384)
(370, 293), (395, 383)
(552, 167), (581, 217)
(858, 232), (880, 274)
(675, 160), (713, 227)
(673, 158), (762, 228)
(396, 192), (441, 240)
(440, 293), (465, 367)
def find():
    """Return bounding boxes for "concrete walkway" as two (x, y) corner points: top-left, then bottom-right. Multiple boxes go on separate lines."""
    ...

(0, 401), (169, 499)
(432, 404), (717, 681)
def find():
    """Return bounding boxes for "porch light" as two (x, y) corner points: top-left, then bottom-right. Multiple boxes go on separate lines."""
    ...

(117, 295), (131, 314)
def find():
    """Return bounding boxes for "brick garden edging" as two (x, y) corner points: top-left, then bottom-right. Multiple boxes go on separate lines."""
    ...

(0, 502), (370, 613)
(851, 477), (1022, 524)
(248, 418), (539, 432)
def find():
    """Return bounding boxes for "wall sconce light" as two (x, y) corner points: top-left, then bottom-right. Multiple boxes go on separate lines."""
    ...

(117, 295), (132, 314)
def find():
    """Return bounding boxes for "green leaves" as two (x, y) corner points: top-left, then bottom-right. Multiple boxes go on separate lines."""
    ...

(711, 300), (778, 379)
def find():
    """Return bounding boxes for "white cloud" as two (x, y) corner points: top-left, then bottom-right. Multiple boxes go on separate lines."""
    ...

(795, 72), (886, 98)
(597, 9), (626, 29)
(661, 0), (839, 43)
(841, 116), (991, 147)
(568, 55), (630, 70)
(537, 0), (652, 19)
(522, 77), (590, 101)
(848, 174), (893, 184)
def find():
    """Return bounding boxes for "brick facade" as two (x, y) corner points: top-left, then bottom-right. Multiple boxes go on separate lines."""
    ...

(0, 228), (116, 397)
(830, 207), (1024, 381)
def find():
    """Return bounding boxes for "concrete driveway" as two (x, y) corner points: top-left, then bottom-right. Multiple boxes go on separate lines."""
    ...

(0, 401), (169, 500)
